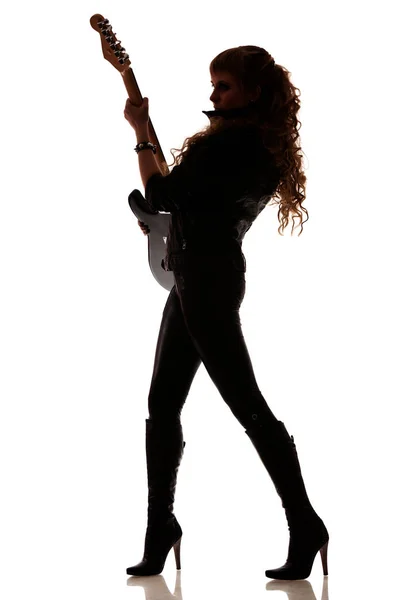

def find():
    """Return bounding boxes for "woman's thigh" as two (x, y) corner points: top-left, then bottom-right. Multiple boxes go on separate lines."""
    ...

(173, 268), (262, 404)
(147, 285), (202, 419)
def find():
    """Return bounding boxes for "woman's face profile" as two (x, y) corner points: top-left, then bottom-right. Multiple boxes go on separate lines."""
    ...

(209, 70), (259, 110)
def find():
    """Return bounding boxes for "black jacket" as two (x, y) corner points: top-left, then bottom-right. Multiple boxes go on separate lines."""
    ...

(144, 109), (280, 273)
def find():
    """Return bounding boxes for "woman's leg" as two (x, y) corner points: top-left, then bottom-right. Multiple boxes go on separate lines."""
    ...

(127, 284), (202, 576)
(173, 267), (279, 430)
(147, 283), (202, 422)
(173, 267), (328, 581)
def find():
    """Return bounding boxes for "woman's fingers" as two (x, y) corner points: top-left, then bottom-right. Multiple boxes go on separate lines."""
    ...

(138, 219), (150, 235)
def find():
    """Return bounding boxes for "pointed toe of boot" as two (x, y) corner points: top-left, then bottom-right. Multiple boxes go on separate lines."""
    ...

(264, 537), (329, 580)
(127, 558), (161, 577)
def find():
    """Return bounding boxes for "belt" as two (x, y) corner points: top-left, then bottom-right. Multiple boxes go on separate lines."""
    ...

(162, 251), (246, 272)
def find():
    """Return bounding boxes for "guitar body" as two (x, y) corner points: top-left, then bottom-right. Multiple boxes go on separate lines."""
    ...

(90, 13), (174, 291)
(128, 189), (174, 291)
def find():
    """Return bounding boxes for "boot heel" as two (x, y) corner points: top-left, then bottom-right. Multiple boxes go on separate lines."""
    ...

(173, 536), (182, 570)
(320, 540), (328, 576)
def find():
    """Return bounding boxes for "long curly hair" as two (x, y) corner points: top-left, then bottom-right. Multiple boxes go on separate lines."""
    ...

(166, 46), (309, 236)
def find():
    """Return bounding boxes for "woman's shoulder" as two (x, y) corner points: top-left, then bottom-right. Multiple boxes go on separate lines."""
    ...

(210, 122), (262, 143)
(190, 123), (263, 157)
(180, 123), (271, 175)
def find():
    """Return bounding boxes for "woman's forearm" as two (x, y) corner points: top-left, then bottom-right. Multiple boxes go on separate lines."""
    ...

(135, 123), (164, 188)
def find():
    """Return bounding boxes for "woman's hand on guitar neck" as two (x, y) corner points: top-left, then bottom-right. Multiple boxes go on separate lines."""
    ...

(124, 97), (149, 131)
(138, 219), (150, 236)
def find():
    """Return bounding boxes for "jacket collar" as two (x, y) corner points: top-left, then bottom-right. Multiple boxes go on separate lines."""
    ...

(202, 103), (256, 120)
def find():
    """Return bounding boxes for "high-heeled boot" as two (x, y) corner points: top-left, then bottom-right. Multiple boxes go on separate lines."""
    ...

(127, 418), (186, 576)
(245, 419), (329, 580)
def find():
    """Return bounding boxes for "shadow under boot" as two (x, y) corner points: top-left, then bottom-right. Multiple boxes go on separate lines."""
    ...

(127, 418), (186, 576)
(245, 419), (329, 580)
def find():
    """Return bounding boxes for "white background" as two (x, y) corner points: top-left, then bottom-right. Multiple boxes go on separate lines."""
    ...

(1, 1), (399, 599)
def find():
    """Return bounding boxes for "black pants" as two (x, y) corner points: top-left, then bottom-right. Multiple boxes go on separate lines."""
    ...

(147, 265), (278, 431)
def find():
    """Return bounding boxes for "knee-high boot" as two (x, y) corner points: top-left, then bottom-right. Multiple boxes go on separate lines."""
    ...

(127, 418), (185, 576)
(245, 419), (329, 580)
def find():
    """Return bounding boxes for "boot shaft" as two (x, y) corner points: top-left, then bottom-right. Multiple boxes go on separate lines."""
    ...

(145, 418), (186, 518)
(245, 420), (313, 512)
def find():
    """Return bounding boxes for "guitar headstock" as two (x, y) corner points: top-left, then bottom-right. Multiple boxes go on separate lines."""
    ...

(90, 14), (131, 73)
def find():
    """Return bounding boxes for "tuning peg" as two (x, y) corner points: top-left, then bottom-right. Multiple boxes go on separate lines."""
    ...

(116, 50), (129, 58)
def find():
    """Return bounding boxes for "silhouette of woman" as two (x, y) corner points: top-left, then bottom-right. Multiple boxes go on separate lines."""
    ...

(124, 46), (329, 581)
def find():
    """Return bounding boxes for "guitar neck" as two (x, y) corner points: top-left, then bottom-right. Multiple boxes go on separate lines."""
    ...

(121, 68), (170, 175)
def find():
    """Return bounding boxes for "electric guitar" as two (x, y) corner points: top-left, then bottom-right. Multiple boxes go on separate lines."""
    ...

(90, 14), (174, 291)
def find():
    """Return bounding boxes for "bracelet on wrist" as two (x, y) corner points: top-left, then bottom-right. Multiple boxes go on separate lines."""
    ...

(135, 141), (157, 154)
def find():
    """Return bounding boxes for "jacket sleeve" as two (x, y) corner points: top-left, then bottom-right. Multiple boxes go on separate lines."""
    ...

(144, 161), (193, 213)
(144, 126), (265, 213)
